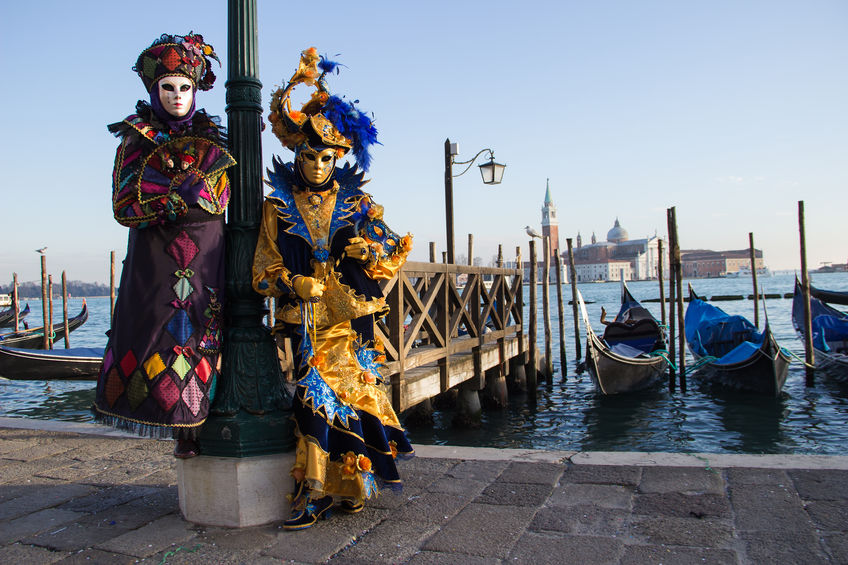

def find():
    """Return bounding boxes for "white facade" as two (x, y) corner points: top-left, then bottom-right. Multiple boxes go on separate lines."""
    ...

(575, 261), (632, 282)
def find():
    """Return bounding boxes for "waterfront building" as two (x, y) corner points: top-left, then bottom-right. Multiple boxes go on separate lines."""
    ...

(681, 249), (765, 278)
(569, 219), (662, 282)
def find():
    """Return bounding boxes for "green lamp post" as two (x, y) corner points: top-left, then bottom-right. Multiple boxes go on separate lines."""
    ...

(197, 0), (293, 457)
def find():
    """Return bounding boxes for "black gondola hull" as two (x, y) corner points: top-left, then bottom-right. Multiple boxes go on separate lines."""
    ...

(586, 332), (667, 394)
(0, 345), (102, 380)
(0, 302), (88, 349)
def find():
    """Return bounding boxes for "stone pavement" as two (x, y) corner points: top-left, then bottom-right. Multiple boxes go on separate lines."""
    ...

(1, 417), (847, 564)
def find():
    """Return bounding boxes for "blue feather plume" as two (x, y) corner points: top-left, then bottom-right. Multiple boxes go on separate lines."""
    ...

(318, 54), (343, 75)
(323, 95), (380, 171)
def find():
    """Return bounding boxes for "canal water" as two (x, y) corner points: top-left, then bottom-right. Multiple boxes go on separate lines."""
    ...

(2, 272), (848, 455)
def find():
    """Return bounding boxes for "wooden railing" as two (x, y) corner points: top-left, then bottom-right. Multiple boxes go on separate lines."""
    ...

(376, 261), (525, 412)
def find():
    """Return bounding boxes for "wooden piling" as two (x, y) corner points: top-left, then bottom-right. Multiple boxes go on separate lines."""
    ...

(467, 234), (473, 266)
(40, 253), (49, 350)
(798, 200), (815, 385)
(12, 273), (19, 331)
(542, 237), (553, 380)
(566, 238), (582, 365)
(510, 246), (527, 392)
(658, 239), (666, 327)
(554, 253), (567, 376)
(666, 210), (677, 392)
(48, 274), (54, 350)
(749, 232), (760, 328)
(110, 250), (116, 320)
(62, 271), (70, 349)
(527, 240), (538, 395)
(429, 241), (436, 263)
(670, 207), (686, 391)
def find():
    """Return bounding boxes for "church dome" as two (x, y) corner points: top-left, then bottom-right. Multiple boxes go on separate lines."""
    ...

(607, 218), (629, 243)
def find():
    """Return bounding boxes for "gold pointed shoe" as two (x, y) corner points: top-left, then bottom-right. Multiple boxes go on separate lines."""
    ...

(283, 495), (333, 531)
(338, 500), (364, 514)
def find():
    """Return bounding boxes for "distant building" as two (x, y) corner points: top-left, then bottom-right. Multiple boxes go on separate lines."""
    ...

(568, 219), (662, 282)
(541, 179), (560, 261)
(681, 249), (765, 278)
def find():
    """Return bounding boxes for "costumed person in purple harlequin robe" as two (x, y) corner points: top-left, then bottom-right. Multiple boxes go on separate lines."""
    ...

(93, 33), (235, 458)
(252, 48), (415, 530)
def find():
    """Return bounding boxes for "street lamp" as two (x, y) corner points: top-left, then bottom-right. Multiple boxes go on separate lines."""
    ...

(444, 138), (506, 264)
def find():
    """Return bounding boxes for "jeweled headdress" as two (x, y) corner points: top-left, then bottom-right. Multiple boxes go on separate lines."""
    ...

(269, 48), (379, 171)
(134, 33), (220, 92)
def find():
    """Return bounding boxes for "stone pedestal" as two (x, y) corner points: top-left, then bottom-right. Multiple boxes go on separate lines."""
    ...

(177, 452), (295, 527)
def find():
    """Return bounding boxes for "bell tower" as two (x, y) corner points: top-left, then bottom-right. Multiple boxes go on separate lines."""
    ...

(541, 178), (560, 259)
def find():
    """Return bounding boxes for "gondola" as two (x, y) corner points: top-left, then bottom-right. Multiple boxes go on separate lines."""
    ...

(0, 303), (29, 327)
(0, 300), (89, 349)
(791, 278), (848, 379)
(579, 281), (668, 394)
(0, 344), (103, 379)
(684, 286), (789, 396)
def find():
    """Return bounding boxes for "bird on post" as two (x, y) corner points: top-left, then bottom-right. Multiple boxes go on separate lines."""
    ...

(35, 247), (48, 254)
(523, 226), (542, 239)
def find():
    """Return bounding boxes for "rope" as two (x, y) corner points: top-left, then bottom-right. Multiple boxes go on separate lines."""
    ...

(649, 349), (677, 371)
(683, 355), (717, 376)
(783, 347), (816, 370)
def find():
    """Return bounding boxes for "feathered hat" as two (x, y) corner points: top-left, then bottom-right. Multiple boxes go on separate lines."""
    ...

(269, 47), (379, 171)
(134, 33), (220, 92)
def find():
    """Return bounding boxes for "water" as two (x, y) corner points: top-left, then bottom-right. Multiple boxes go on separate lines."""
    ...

(3, 273), (848, 455)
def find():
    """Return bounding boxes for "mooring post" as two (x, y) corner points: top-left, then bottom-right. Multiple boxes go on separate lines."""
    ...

(670, 207), (686, 391)
(429, 241), (436, 263)
(47, 275), (54, 350)
(40, 253), (48, 350)
(658, 239), (666, 327)
(798, 200), (815, 385)
(467, 234), (473, 266)
(62, 271), (69, 349)
(554, 253), (567, 377)
(12, 273), (18, 331)
(566, 238), (581, 366)
(748, 232), (759, 328)
(509, 246), (527, 391)
(527, 240), (538, 396)
(666, 209), (677, 392)
(542, 237), (552, 381)
(110, 250), (116, 321)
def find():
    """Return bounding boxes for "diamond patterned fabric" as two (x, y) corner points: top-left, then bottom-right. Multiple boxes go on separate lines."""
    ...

(143, 353), (166, 380)
(127, 370), (149, 411)
(166, 310), (193, 346)
(181, 376), (203, 417)
(171, 353), (192, 380)
(167, 231), (199, 269)
(152, 375), (180, 412)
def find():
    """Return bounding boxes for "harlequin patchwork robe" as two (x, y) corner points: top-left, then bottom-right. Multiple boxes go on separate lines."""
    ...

(252, 157), (414, 503)
(94, 102), (234, 439)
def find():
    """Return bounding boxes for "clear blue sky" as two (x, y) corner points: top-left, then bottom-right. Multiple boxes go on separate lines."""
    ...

(1, 1), (845, 284)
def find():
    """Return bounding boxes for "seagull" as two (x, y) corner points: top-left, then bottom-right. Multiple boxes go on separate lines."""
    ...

(523, 226), (542, 239)
(35, 247), (48, 254)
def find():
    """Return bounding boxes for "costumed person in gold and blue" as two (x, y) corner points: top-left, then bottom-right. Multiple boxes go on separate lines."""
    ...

(252, 47), (414, 530)
(93, 33), (235, 458)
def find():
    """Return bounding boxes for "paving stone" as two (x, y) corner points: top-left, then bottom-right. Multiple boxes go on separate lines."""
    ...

(366, 487), (424, 510)
(740, 530), (830, 564)
(57, 484), (160, 513)
(619, 544), (739, 565)
(496, 461), (563, 485)
(94, 513), (197, 558)
(127, 467), (178, 487)
(788, 469), (848, 501)
(0, 483), (93, 520)
(404, 550), (501, 565)
(632, 515), (733, 548)
(0, 542), (70, 564)
(262, 509), (384, 563)
(632, 492), (730, 519)
(445, 459), (509, 482)
(548, 483), (632, 509)
(1, 439), (75, 461)
(803, 500), (848, 532)
(530, 504), (629, 537)
(822, 533), (848, 563)
(729, 483), (814, 533)
(399, 458), (458, 491)
(192, 523), (278, 551)
(427, 476), (488, 496)
(54, 548), (137, 564)
(0, 476), (68, 503)
(562, 463), (641, 486)
(79, 457), (170, 486)
(392, 490), (475, 524)
(508, 532), (622, 565)
(724, 467), (790, 486)
(422, 503), (536, 558)
(2, 508), (85, 544)
(334, 518), (440, 564)
(475, 481), (553, 507)
(639, 466), (725, 494)
(0, 455), (78, 484)
(145, 544), (279, 565)
(0, 439), (36, 455)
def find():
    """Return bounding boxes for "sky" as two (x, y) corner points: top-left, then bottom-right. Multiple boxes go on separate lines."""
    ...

(1, 0), (846, 285)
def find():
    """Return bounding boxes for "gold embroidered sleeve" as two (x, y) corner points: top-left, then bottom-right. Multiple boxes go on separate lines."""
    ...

(252, 199), (296, 297)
